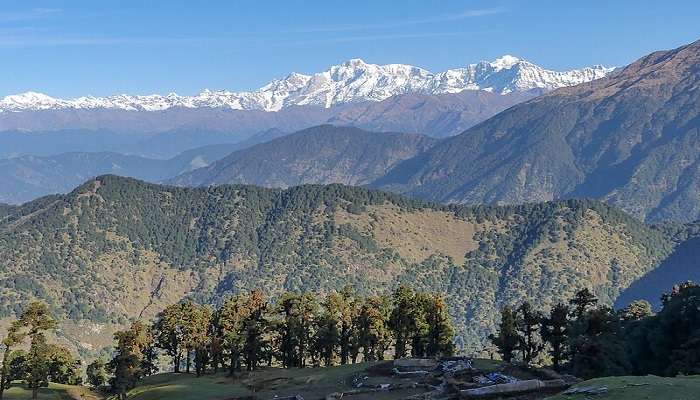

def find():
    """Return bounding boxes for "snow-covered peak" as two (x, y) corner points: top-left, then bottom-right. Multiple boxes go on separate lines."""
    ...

(490, 55), (522, 70)
(1, 91), (64, 110)
(0, 56), (615, 113)
(341, 58), (369, 68)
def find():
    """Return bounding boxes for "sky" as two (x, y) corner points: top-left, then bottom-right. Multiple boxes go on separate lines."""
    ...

(1, 0), (699, 97)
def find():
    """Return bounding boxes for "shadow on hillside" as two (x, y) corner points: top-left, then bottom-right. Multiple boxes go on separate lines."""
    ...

(615, 236), (700, 310)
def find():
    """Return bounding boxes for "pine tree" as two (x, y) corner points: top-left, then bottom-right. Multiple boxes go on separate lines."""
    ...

(389, 285), (417, 359)
(650, 282), (700, 376)
(541, 303), (569, 370)
(568, 306), (630, 379)
(489, 305), (519, 363)
(569, 288), (598, 319)
(517, 301), (544, 365)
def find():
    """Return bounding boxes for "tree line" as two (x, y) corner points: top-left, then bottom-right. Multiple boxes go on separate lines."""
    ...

(84, 285), (454, 399)
(490, 282), (700, 378)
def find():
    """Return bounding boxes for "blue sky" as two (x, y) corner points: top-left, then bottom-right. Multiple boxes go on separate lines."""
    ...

(2, 0), (698, 97)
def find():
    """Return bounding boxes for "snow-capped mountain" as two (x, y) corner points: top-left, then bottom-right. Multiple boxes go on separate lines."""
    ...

(0, 56), (614, 113)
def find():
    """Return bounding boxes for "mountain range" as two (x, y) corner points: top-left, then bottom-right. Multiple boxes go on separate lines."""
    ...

(5, 34), (699, 222)
(162, 39), (700, 224)
(374, 39), (700, 223)
(0, 56), (611, 113)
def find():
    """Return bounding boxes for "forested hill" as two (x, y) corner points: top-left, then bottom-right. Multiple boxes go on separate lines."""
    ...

(169, 125), (437, 187)
(0, 175), (681, 356)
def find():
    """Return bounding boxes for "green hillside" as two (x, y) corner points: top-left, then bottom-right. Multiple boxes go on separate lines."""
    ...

(2, 382), (101, 400)
(126, 364), (381, 400)
(545, 375), (700, 400)
(0, 175), (680, 356)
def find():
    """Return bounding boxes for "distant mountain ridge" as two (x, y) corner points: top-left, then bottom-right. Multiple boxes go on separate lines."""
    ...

(170, 125), (437, 187)
(373, 39), (700, 222)
(0, 56), (612, 113)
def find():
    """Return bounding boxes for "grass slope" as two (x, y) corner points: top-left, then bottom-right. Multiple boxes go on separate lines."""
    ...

(3, 382), (101, 400)
(545, 375), (700, 400)
(126, 363), (416, 400)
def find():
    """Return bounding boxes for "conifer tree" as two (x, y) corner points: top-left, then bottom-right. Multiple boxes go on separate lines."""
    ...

(517, 301), (544, 364)
(568, 305), (630, 378)
(541, 303), (569, 369)
(489, 305), (519, 363)
(649, 282), (700, 376)
(389, 285), (417, 359)
(569, 288), (598, 319)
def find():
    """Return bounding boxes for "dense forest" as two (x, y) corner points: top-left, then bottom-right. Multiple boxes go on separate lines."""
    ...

(491, 282), (700, 379)
(0, 176), (696, 357)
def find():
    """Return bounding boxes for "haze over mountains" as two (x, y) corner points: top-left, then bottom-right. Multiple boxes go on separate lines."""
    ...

(0, 55), (612, 203)
(0, 56), (611, 113)
(0, 56), (609, 140)
(2, 38), (699, 225)
(170, 125), (436, 188)
(171, 39), (700, 223)
(375, 39), (700, 222)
